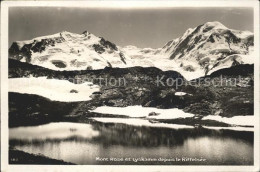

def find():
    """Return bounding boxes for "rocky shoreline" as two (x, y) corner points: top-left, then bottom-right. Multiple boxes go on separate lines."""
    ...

(9, 148), (74, 165)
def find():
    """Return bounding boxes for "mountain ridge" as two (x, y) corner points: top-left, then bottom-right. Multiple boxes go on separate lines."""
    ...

(9, 30), (132, 71)
(9, 21), (254, 80)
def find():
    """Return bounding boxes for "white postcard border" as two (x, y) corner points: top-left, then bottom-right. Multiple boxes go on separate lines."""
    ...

(1, 1), (259, 172)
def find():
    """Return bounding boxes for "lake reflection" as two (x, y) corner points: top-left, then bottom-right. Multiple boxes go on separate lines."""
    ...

(9, 120), (253, 165)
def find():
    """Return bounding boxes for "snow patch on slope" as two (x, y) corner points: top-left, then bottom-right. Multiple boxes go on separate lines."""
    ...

(202, 115), (254, 127)
(90, 105), (194, 119)
(92, 118), (194, 129)
(92, 117), (253, 131)
(9, 77), (100, 102)
(203, 126), (254, 132)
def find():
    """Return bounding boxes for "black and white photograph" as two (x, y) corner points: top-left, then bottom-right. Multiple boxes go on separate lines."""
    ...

(1, 1), (260, 171)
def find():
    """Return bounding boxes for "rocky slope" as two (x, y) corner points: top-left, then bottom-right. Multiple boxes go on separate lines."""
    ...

(9, 148), (74, 164)
(9, 59), (254, 127)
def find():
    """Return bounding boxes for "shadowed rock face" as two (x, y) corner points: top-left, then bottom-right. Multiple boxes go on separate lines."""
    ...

(92, 44), (106, 54)
(169, 24), (204, 60)
(9, 36), (66, 63)
(99, 37), (118, 51)
(9, 42), (20, 58)
(92, 37), (120, 55)
(51, 60), (67, 68)
(119, 52), (127, 64)
(9, 42), (32, 62)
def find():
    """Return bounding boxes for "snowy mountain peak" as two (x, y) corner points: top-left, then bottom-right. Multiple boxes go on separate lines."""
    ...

(121, 21), (254, 80)
(82, 30), (91, 36)
(61, 30), (69, 34)
(182, 28), (195, 37)
(9, 30), (132, 70)
(157, 21), (254, 79)
(203, 21), (227, 29)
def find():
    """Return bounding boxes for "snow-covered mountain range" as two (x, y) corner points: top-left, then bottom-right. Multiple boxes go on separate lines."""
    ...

(9, 31), (133, 71)
(9, 21), (254, 80)
(121, 21), (254, 79)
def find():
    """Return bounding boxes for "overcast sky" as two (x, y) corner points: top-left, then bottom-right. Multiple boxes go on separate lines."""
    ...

(9, 7), (253, 48)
